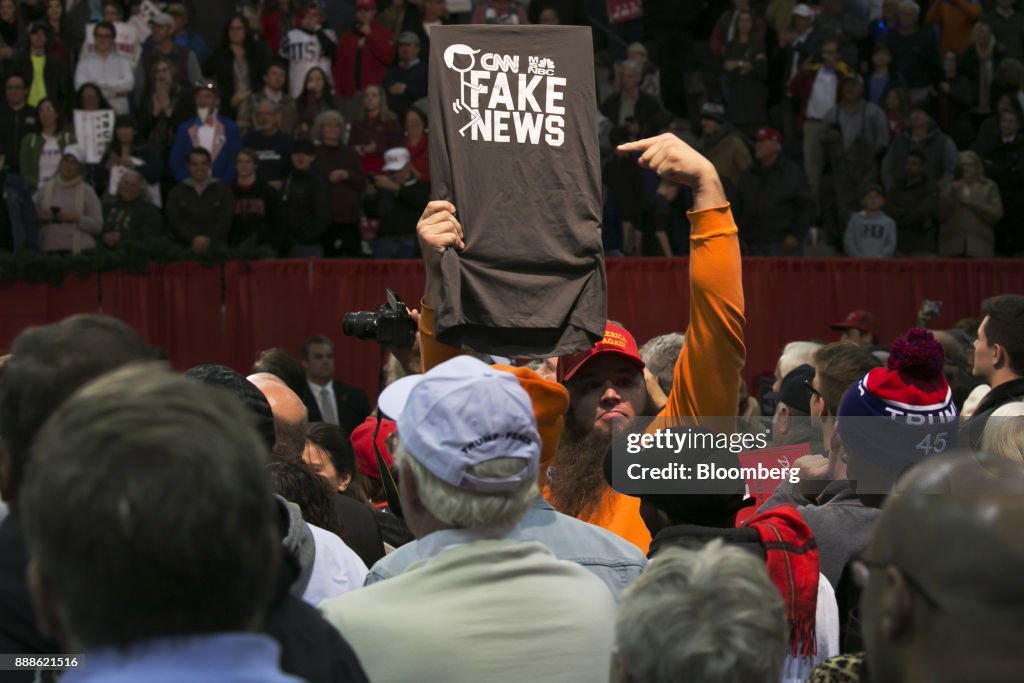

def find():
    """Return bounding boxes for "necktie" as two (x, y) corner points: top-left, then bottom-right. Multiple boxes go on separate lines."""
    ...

(320, 386), (339, 426)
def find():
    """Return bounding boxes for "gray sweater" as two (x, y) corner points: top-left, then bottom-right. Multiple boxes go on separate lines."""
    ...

(844, 210), (897, 258)
(759, 478), (881, 588)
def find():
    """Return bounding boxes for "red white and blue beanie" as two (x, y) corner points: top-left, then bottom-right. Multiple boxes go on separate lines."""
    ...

(839, 329), (959, 469)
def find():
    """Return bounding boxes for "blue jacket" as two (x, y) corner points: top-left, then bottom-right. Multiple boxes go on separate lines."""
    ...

(169, 115), (241, 184)
(365, 496), (647, 598)
(2, 171), (39, 251)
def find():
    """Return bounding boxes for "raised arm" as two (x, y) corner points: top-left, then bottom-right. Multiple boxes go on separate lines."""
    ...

(617, 134), (746, 425)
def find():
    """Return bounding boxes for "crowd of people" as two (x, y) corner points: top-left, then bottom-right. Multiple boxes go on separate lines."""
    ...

(1, 0), (1023, 259)
(0, 130), (1022, 683)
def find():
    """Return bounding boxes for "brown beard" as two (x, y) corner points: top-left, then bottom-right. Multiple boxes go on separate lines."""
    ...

(547, 415), (613, 519)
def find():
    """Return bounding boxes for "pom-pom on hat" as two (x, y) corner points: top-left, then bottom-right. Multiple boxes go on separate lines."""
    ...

(839, 329), (959, 472)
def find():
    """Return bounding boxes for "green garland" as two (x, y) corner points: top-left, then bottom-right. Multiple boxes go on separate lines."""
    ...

(0, 243), (270, 287)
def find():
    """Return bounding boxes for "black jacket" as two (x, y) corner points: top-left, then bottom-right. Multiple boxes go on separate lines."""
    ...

(302, 379), (371, 438)
(599, 91), (662, 131)
(204, 44), (268, 120)
(280, 169), (330, 249)
(332, 495), (385, 569)
(264, 545), (370, 683)
(735, 157), (815, 245)
(886, 174), (938, 255)
(962, 378), (1024, 449)
(5, 53), (72, 115)
(0, 104), (38, 174)
(364, 179), (430, 240)
(0, 515), (59, 683)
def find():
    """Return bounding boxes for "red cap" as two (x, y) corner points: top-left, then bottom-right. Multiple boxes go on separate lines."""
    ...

(350, 416), (396, 480)
(756, 126), (782, 143)
(556, 324), (645, 384)
(831, 309), (877, 334)
(356, 0), (375, 9)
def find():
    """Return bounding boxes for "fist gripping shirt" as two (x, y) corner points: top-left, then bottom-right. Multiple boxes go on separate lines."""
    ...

(428, 25), (607, 358)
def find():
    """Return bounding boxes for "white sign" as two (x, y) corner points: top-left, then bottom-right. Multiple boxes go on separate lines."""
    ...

(73, 109), (116, 164)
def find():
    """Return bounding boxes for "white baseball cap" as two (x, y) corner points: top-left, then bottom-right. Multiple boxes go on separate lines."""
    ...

(61, 144), (86, 164)
(381, 147), (412, 172)
(378, 356), (541, 493)
(792, 3), (813, 18)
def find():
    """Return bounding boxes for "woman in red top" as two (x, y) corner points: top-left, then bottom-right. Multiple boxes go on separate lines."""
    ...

(348, 84), (402, 175)
(404, 106), (429, 183)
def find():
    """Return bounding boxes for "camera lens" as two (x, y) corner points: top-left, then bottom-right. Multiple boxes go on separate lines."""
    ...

(342, 311), (380, 340)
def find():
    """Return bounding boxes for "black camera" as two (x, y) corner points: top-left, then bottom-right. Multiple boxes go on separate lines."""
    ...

(342, 288), (417, 347)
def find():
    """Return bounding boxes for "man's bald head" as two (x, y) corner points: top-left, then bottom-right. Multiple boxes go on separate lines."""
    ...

(860, 452), (1024, 683)
(247, 372), (308, 460)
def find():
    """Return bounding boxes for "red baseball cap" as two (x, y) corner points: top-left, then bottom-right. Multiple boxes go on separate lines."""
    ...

(350, 416), (397, 480)
(356, 0), (375, 10)
(831, 309), (877, 334)
(556, 324), (645, 384)
(755, 127), (782, 143)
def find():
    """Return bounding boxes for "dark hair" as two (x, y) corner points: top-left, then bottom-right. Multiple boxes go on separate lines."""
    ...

(306, 421), (366, 502)
(253, 347), (309, 400)
(405, 106), (428, 132)
(114, 114), (137, 130)
(3, 72), (26, 88)
(184, 364), (277, 451)
(223, 13), (256, 49)
(236, 146), (259, 165)
(301, 334), (334, 360)
(0, 315), (153, 503)
(20, 366), (277, 648)
(299, 66), (334, 104)
(269, 458), (345, 537)
(188, 147), (212, 164)
(35, 97), (64, 132)
(813, 342), (883, 416)
(266, 56), (289, 76)
(981, 295), (1024, 376)
(905, 149), (926, 164)
(92, 20), (116, 38)
(75, 82), (113, 110)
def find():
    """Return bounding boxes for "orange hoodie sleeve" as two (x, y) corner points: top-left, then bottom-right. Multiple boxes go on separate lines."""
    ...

(659, 204), (746, 425)
(418, 300), (466, 372)
(583, 204), (746, 555)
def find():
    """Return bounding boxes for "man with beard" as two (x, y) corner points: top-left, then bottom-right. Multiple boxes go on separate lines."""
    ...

(414, 133), (745, 552)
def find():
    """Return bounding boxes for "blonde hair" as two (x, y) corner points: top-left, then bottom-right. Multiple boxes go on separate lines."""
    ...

(981, 404), (1024, 463)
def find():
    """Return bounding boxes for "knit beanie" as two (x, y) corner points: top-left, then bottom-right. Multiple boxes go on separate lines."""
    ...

(492, 364), (570, 485)
(839, 328), (959, 471)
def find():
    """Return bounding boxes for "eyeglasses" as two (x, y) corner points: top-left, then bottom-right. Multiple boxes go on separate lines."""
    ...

(803, 379), (823, 400)
(851, 554), (945, 613)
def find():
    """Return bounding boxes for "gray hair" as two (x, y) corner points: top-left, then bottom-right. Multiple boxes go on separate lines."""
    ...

(116, 169), (145, 192)
(20, 364), (277, 649)
(777, 341), (823, 382)
(621, 59), (642, 73)
(255, 97), (281, 114)
(639, 333), (684, 394)
(311, 110), (346, 144)
(614, 540), (787, 683)
(898, 1), (919, 16)
(395, 442), (537, 532)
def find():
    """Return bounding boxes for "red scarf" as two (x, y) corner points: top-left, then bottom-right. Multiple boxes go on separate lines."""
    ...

(744, 504), (819, 657)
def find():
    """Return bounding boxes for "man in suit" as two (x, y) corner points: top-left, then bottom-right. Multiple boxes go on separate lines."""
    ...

(302, 335), (371, 437)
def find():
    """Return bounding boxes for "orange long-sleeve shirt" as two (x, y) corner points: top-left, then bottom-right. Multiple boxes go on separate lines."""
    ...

(418, 203), (746, 554)
(926, 0), (982, 54)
